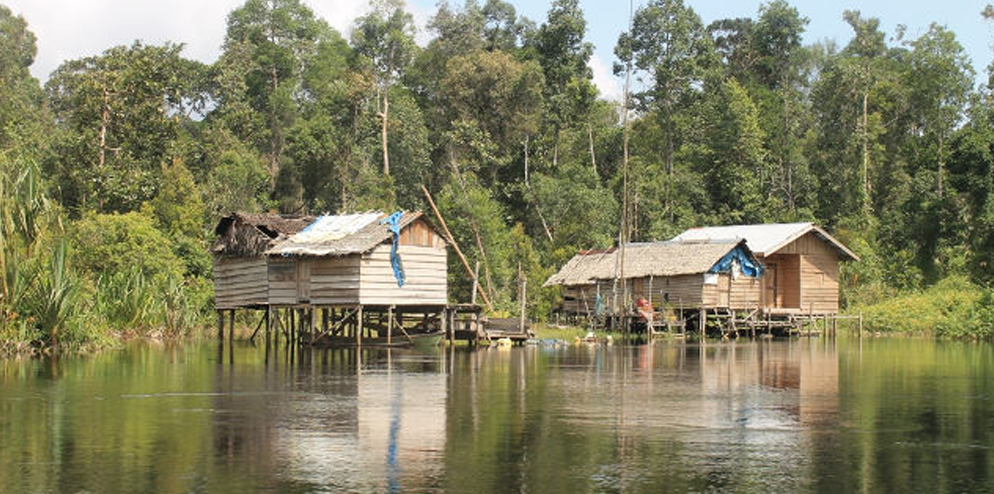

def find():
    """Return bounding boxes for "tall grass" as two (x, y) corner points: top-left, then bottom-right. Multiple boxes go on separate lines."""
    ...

(21, 241), (77, 345)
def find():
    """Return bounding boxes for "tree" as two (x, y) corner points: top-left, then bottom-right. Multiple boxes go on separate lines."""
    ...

(615, 0), (717, 223)
(534, 0), (596, 166)
(704, 78), (766, 223)
(904, 23), (974, 198)
(810, 11), (896, 224)
(0, 5), (49, 157)
(45, 42), (205, 213)
(351, 0), (418, 176)
(216, 0), (333, 191)
(440, 50), (543, 187)
(751, 0), (810, 213)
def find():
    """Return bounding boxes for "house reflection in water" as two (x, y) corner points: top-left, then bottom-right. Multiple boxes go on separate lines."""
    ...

(696, 338), (839, 428)
(211, 349), (447, 493)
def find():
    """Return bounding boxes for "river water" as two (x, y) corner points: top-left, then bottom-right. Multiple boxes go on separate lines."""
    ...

(1, 336), (993, 493)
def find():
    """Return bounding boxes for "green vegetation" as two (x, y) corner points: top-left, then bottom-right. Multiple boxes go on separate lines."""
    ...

(5, 0), (994, 352)
(855, 276), (994, 340)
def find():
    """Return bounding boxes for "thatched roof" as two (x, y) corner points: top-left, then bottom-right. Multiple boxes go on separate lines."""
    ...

(266, 211), (423, 257)
(212, 212), (317, 257)
(672, 222), (859, 261)
(543, 248), (616, 287)
(544, 240), (753, 287)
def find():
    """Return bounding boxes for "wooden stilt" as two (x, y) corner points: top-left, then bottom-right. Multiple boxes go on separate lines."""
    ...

(228, 309), (235, 344)
(265, 306), (272, 347)
(699, 309), (707, 343)
(519, 279), (527, 334)
(443, 308), (450, 344)
(387, 306), (393, 346)
(356, 306), (364, 347)
(217, 311), (224, 343)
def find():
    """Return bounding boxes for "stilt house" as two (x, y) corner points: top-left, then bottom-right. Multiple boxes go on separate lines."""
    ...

(544, 239), (763, 316)
(212, 211), (447, 310)
(671, 223), (858, 315)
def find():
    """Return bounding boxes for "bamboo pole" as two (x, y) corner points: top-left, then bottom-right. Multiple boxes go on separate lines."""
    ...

(519, 278), (527, 334)
(422, 185), (494, 311)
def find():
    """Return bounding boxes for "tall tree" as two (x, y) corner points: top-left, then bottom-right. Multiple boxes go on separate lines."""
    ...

(216, 0), (331, 192)
(534, 0), (596, 166)
(616, 0), (717, 223)
(904, 23), (974, 198)
(704, 78), (766, 224)
(46, 42), (204, 213)
(351, 0), (418, 176)
(751, 0), (810, 213)
(0, 5), (48, 157)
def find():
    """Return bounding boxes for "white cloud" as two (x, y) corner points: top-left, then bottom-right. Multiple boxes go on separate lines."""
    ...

(588, 53), (623, 102)
(5, 0), (429, 83)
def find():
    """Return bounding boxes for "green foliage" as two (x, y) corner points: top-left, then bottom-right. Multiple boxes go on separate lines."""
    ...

(21, 241), (77, 344)
(7, 0), (994, 351)
(45, 41), (205, 213)
(0, 5), (50, 158)
(70, 211), (185, 284)
(857, 276), (994, 340)
(530, 161), (616, 253)
(534, 0), (596, 135)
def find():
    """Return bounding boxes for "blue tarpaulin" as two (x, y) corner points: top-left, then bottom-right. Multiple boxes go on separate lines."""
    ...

(380, 212), (406, 287)
(709, 246), (763, 277)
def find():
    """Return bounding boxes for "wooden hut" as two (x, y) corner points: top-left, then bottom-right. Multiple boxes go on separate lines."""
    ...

(212, 211), (448, 345)
(671, 223), (858, 315)
(212, 212), (315, 310)
(545, 239), (763, 317)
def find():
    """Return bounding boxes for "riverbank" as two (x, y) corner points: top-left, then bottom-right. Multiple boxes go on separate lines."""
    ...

(852, 276), (994, 340)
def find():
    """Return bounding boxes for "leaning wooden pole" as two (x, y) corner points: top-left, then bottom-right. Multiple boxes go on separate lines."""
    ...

(422, 185), (494, 311)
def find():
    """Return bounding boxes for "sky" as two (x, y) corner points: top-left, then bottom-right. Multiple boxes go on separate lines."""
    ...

(5, 0), (993, 102)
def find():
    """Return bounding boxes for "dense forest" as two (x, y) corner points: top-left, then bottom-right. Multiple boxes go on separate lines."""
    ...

(3, 0), (994, 350)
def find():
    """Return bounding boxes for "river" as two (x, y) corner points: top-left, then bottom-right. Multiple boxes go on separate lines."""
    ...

(1, 336), (993, 493)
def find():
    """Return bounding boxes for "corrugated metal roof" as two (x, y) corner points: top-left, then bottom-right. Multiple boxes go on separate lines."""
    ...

(265, 211), (423, 257)
(671, 223), (858, 261)
(544, 240), (751, 287)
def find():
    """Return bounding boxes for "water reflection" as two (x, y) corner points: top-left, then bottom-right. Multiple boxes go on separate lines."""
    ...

(3, 337), (994, 492)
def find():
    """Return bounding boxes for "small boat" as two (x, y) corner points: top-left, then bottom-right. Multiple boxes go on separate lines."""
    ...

(408, 330), (446, 349)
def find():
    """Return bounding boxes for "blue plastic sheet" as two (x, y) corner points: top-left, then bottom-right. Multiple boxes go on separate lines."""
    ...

(380, 211), (406, 287)
(709, 246), (763, 277)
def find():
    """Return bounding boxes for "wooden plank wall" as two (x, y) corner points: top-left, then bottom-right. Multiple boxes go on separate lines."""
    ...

(729, 275), (762, 309)
(268, 258), (298, 305)
(628, 275), (706, 308)
(359, 244), (447, 305)
(213, 257), (268, 309)
(399, 219), (447, 248)
(310, 256), (361, 305)
(775, 232), (841, 313)
(563, 285), (600, 314)
(765, 253), (801, 309)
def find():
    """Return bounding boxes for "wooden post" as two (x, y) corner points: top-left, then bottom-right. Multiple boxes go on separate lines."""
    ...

(265, 306), (272, 348)
(356, 306), (363, 347)
(519, 278), (528, 334)
(228, 309), (235, 345)
(858, 310), (863, 336)
(422, 185), (494, 311)
(471, 261), (481, 306)
(387, 306), (393, 346)
(217, 310), (224, 344)
(699, 308), (706, 342)
(443, 308), (451, 344)
(310, 308), (316, 345)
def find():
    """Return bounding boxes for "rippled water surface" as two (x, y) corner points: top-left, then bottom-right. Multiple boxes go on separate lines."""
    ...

(2, 336), (994, 493)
